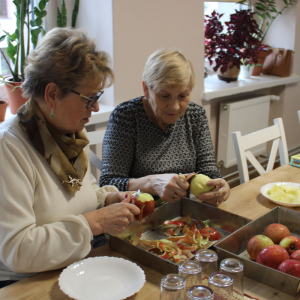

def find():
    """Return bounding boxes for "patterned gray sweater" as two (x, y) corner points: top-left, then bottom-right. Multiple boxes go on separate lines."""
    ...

(99, 97), (220, 191)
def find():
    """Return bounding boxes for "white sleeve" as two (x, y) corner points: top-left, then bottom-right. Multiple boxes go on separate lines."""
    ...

(0, 138), (93, 273)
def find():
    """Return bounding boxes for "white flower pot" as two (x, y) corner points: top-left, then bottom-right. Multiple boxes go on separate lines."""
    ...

(239, 65), (254, 80)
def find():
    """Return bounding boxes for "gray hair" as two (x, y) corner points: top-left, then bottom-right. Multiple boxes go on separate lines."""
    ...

(142, 48), (195, 90)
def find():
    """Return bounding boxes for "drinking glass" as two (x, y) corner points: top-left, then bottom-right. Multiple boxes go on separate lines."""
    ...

(188, 285), (214, 300)
(160, 273), (186, 300)
(208, 271), (233, 300)
(194, 249), (218, 286)
(178, 260), (202, 297)
(220, 258), (244, 300)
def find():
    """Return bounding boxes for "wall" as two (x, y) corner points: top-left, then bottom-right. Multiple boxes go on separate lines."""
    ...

(42, 0), (300, 179)
(112, 0), (204, 107)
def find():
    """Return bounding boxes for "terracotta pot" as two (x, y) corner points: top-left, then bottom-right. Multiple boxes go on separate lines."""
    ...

(218, 65), (240, 82)
(252, 50), (269, 76)
(4, 78), (29, 114)
(0, 100), (8, 122)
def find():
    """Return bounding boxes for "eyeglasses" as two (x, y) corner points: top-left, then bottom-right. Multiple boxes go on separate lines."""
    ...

(71, 89), (104, 109)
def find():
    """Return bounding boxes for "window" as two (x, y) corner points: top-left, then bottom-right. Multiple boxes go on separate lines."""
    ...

(0, 0), (15, 77)
(204, 1), (242, 74)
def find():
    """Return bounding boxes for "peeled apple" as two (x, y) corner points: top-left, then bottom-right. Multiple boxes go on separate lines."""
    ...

(190, 174), (214, 196)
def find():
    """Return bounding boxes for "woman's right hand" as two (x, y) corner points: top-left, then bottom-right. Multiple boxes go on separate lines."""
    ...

(150, 173), (193, 203)
(83, 195), (140, 236)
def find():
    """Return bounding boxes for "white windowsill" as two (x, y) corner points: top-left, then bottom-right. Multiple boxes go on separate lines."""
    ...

(202, 74), (300, 101)
(4, 103), (115, 125)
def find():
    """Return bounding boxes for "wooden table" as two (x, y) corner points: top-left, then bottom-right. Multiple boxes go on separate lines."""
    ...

(0, 164), (299, 300)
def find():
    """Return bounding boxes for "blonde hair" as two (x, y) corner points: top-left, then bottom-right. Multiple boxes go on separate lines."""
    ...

(142, 48), (195, 90)
(22, 27), (114, 99)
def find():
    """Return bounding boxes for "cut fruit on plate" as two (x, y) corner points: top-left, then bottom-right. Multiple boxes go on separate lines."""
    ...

(260, 182), (300, 207)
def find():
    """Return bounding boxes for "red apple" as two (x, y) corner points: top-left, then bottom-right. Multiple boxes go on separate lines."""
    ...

(256, 245), (289, 269)
(279, 236), (300, 255)
(277, 259), (300, 279)
(131, 192), (155, 221)
(247, 235), (274, 261)
(263, 223), (290, 244)
(290, 250), (300, 261)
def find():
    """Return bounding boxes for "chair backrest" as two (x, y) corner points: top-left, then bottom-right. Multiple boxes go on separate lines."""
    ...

(86, 129), (106, 171)
(231, 118), (289, 184)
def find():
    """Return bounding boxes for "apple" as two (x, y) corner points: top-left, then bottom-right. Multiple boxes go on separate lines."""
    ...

(263, 223), (290, 244)
(131, 192), (155, 221)
(290, 250), (300, 261)
(247, 235), (274, 261)
(256, 245), (289, 269)
(190, 174), (214, 196)
(277, 259), (300, 279)
(279, 236), (300, 255)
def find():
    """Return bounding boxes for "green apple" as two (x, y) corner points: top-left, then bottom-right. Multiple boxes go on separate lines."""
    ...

(190, 174), (214, 196)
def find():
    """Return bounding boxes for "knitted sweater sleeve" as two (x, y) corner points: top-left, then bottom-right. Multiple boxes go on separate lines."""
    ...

(193, 106), (221, 179)
(99, 104), (136, 191)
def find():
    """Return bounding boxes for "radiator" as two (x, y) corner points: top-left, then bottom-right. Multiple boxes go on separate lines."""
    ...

(217, 95), (271, 168)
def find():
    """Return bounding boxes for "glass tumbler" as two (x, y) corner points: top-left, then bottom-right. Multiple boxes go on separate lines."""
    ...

(208, 271), (233, 300)
(178, 260), (202, 297)
(188, 285), (214, 300)
(220, 258), (244, 300)
(194, 249), (218, 286)
(160, 273), (186, 300)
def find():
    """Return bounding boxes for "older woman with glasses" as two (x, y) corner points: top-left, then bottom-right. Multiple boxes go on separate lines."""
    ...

(100, 48), (230, 205)
(0, 27), (139, 288)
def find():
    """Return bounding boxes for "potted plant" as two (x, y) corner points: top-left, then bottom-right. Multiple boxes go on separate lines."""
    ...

(0, 75), (20, 122)
(0, 0), (49, 114)
(205, 9), (262, 81)
(237, 0), (298, 75)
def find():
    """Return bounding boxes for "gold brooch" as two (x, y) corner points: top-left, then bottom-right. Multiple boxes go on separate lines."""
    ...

(62, 175), (83, 187)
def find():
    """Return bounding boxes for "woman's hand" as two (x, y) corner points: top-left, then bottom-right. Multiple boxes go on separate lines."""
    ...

(197, 178), (230, 206)
(83, 194), (140, 236)
(105, 191), (134, 206)
(150, 173), (194, 203)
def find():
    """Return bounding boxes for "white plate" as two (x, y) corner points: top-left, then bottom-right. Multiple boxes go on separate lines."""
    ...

(58, 256), (146, 300)
(260, 182), (300, 207)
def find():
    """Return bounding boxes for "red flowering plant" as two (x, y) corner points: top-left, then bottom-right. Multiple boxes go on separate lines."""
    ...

(205, 9), (262, 73)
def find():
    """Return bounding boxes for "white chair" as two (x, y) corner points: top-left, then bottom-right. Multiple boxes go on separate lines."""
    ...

(86, 129), (106, 171)
(231, 118), (289, 184)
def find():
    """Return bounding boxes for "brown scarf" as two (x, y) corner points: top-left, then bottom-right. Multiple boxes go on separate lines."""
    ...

(17, 98), (89, 194)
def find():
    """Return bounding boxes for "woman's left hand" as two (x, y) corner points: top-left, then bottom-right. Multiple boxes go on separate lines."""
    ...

(197, 178), (230, 206)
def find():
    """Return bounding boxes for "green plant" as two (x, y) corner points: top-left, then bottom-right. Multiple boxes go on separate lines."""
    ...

(57, 0), (80, 28)
(205, 9), (262, 72)
(0, 0), (49, 82)
(0, 75), (20, 98)
(237, 0), (298, 43)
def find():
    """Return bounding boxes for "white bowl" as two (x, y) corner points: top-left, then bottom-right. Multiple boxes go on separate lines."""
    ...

(260, 182), (300, 207)
(58, 256), (146, 300)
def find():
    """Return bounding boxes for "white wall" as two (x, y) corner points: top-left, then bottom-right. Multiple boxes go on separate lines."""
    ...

(112, 0), (204, 107)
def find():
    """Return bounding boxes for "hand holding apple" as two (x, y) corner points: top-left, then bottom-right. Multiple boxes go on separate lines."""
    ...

(247, 235), (274, 261)
(263, 223), (290, 244)
(190, 174), (214, 196)
(131, 191), (155, 221)
(279, 236), (300, 255)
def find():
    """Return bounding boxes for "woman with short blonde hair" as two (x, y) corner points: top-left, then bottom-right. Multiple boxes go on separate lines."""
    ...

(100, 48), (230, 205)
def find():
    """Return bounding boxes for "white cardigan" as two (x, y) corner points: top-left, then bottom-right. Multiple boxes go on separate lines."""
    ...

(0, 117), (118, 281)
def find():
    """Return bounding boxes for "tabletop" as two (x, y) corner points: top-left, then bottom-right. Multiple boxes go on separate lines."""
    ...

(0, 164), (299, 300)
